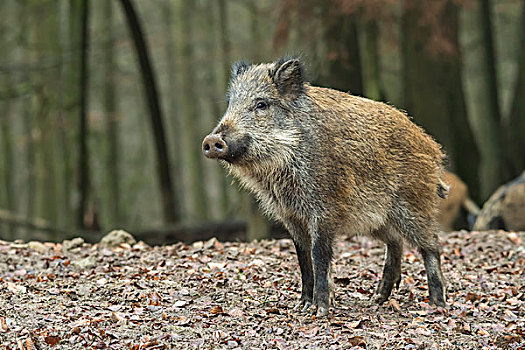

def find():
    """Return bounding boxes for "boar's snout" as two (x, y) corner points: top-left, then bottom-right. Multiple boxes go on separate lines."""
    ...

(202, 134), (228, 159)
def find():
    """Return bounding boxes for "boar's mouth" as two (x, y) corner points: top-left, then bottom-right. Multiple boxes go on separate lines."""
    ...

(223, 134), (252, 164)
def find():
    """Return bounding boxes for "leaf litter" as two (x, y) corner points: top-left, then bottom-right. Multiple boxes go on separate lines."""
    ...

(0, 230), (523, 349)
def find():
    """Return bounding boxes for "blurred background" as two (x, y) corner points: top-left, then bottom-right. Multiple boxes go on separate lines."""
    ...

(0, 0), (524, 243)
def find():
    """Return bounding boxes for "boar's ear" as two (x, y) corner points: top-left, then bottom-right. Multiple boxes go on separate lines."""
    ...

(231, 60), (251, 78)
(271, 58), (304, 97)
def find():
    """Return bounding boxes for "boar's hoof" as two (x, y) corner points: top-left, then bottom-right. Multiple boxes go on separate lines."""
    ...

(428, 295), (446, 308)
(293, 300), (312, 313)
(374, 293), (390, 305)
(316, 307), (329, 318)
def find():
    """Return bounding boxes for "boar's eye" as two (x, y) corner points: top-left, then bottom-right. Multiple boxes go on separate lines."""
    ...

(255, 100), (268, 111)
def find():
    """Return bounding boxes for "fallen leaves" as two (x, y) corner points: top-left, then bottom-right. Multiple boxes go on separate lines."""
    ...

(389, 299), (402, 312)
(505, 231), (521, 245)
(0, 231), (524, 349)
(44, 335), (61, 346)
(503, 309), (518, 322)
(1, 316), (9, 331)
(173, 300), (187, 307)
(210, 305), (229, 316)
(348, 335), (366, 347)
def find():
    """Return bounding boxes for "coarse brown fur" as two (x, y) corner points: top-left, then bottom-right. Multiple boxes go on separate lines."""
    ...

(202, 58), (448, 317)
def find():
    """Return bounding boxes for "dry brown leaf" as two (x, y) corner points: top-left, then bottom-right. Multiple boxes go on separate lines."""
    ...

(7, 282), (26, 294)
(404, 276), (416, 285)
(24, 338), (37, 350)
(229, 307), (245, 318)
(506, 232), (521, 245)
(0, 316), (8, 331)
(265, 307), (280, 314)
(148, 292), (161, 306)
(348, 336), (366, 347)
(389, 299), (401, 312)
(44, 335), (60, 346)
(211, 305), (225, 315)
(303, 326), (319, 337)
(462, 322), (471, 334)
(503, 310), (518, 322)
(404, 253), (417, 263)
(465, 292), (480, 302)
(477, 328), (489, 336)
(111, 312), (128, 324)
(347, 320), (362, 329)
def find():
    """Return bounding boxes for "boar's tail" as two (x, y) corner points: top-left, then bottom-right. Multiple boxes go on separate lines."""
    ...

(437, 178), (450, 199)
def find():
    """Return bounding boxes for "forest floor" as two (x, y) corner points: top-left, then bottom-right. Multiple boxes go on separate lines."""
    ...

(0, 230), (523, 350)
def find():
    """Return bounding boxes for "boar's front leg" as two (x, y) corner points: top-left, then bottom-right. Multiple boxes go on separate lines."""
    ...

(292, 238), (314, 312)
(311, 224), (334, 317)
(284, 218), (314, 312)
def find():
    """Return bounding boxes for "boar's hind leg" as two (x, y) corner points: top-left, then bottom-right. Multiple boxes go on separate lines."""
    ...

(285, 219), (314, 312)
(419, 242), (446, 307)
(374, 234), (403, 305)
(311, 227), (334, 317)
(405, 221), (446, 307)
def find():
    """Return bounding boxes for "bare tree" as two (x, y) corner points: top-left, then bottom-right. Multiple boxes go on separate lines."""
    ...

(119, 0), (179, 223)
(402, 0), (481, 200)
(504, 0), (525, 178)
(318, 0), (363, 95)
(474, 0), (504, 198)
(103, 0), (121, 226)
(78, 0), (91, 229)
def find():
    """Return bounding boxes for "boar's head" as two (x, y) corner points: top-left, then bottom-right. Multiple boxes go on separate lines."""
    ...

(202, 58), (305, 170)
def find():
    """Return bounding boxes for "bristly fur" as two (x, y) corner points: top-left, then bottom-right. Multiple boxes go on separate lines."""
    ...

(203, 57), (449, 316)
(231, 60), (252, 77)
(269, 56), (305, 97)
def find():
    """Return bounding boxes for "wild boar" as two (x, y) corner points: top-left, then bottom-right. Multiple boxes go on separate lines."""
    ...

(474, 170), (525, 231)
(202, 58), (448, 316)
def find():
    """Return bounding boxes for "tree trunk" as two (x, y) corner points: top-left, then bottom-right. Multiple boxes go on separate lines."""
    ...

(178, 0), (207, 221)
(0, 100), (16, 239)
(479, 0), (502, 123)
(217, 0), (232, 87)
(56, 0), (73, 229)
(247, 0), (262, 60)
(244, 0), (271, 240)
(402, 0), (481, 200)
(23, 104), (36, 226)
(103, 0), (121, 226)
(162, 0), (185, 219)
(361, 19), (385, 101)
(16, 2), (37, 240)
(119, 0), (179, 223)
(35, 89), (59, 230)
(320, 1), (363, 95)
(216, 0), (240, 211)
(66, 0), (83, 229)
(475, 0), (505, 198)
(200, 1), (229, 220)
(78, 0), (90, 229)
(504, 1), (525, 178)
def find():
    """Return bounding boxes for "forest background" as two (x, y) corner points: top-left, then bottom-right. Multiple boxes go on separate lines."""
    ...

(0, 0), (524, 243)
